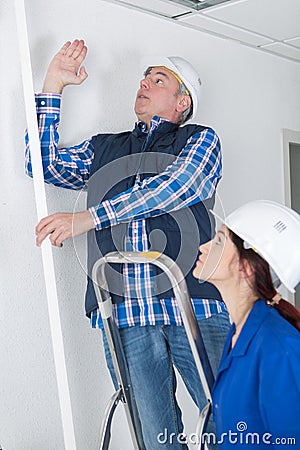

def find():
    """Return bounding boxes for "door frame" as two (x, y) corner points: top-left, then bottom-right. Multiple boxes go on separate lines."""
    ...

(282, 128), (300, 304)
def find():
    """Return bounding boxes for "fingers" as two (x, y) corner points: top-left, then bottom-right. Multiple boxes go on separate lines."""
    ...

(71, 40), (87, 60)
(59, 41), (71, 55)
(65, 39), (80, 57)
(47, 227), (65, 248)
(75, 45), (88, 67)
(35, 211), (94, 248)
(58, 39), (87, 61)
(64, 39), (87, 59)
(35, 213), (73, 248)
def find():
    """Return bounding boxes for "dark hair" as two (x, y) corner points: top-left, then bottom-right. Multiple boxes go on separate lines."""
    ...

(230, 230), (300, 332)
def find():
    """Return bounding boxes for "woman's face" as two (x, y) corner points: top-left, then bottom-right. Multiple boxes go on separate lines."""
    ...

(193, 225), (240, 286)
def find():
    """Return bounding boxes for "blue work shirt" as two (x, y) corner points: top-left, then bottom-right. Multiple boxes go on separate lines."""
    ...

(212, 299), (300, 449)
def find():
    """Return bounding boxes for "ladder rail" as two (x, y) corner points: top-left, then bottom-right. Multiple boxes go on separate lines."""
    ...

(92, 260), (146, 450)
(92, 250), (215, 450)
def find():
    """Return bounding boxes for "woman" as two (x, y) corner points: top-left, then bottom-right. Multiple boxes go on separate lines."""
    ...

(193, 200), (300, 449)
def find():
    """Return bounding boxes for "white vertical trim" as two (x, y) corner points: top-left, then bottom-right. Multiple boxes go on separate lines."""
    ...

(14, 1), (77, 448)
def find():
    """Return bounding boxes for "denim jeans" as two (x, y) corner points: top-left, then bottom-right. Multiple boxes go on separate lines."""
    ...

(102, 312), (230, 450)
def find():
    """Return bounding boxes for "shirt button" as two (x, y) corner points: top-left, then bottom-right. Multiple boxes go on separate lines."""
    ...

(133, 229), (138, 234)
(40, 100), (46, 106)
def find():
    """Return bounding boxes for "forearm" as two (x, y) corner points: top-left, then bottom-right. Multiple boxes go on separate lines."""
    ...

(43, 75), (64, 94)
(25, 93), (61, 176)
(25, 93), (94, 190)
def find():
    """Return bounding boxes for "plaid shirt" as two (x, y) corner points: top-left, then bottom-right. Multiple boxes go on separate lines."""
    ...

(25, 93), (227, 329)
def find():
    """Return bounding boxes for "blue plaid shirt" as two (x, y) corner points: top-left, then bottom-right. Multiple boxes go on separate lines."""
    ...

(25, 93), (227, 329)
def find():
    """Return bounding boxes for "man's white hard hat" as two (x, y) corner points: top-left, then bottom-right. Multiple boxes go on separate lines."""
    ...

(141, 56), (202, 120)
(212, 200), (300, 293)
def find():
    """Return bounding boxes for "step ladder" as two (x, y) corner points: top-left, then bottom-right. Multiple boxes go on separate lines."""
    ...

(92, 251), (215, 450)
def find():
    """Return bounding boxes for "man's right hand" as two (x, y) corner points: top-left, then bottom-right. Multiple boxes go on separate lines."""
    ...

(43, 39), (88, 94)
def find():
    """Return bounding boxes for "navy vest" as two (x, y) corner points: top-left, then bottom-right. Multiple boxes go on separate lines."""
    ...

(85, 121), (222, 316)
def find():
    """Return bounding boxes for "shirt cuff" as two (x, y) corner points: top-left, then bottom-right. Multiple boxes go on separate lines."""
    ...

(88, 201), (118, 231)
(35, 93), (61, 114)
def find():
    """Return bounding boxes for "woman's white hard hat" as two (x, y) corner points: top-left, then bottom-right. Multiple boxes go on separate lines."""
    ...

(141, 56), (202, 120)
(212, 200), (300, 293)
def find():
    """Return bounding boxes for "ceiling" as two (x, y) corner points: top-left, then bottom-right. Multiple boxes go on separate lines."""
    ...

(102, 0), (300, 63)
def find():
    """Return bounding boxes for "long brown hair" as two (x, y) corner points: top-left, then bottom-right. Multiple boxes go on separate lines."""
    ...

(230, 230), (300, 332)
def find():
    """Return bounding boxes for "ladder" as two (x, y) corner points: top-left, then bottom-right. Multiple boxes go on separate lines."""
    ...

(92, 251), (215, 450)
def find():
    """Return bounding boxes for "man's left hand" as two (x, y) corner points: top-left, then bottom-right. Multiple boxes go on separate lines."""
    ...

(35, 211), (95, 247)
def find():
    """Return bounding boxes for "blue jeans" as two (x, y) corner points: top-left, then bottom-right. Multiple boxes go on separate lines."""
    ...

(102, 312), (230, 450)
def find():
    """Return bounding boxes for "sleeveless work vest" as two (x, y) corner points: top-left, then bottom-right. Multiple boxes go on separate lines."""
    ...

(85, 120), (222, 316)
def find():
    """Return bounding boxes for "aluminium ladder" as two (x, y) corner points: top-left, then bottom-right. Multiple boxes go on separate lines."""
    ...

(92, 251), (215, 450)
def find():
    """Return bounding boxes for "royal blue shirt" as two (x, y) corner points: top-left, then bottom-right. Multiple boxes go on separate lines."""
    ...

(212, 299), (300, 448)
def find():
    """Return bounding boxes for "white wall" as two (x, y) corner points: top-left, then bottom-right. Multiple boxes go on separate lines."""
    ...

(1, 0), (300, 449)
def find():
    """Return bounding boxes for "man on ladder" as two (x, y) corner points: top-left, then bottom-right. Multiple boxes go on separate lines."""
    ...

(26, 39), (230, 449)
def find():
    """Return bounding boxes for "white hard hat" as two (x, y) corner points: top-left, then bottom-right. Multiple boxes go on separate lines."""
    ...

(141, 56), (202, 119)
(212, 200), (300, 293)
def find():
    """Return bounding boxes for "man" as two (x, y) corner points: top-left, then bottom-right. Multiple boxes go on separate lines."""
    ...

(25, 39), (230, 449)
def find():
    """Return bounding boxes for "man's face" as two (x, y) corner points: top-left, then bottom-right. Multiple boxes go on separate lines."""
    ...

(134, 67), (187, 128)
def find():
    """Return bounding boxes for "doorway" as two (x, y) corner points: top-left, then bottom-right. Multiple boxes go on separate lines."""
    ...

(283, 130), (300, 308)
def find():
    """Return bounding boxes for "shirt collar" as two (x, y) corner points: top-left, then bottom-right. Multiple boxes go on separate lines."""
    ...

(137, 115), (174, 134)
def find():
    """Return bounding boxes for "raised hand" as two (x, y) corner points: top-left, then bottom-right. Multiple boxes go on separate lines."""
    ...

(43, 39), (88, 94)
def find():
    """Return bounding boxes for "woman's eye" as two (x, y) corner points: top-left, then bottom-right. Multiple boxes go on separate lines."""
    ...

(215, 236), (222, 246)
(156, 78), (163, 84)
